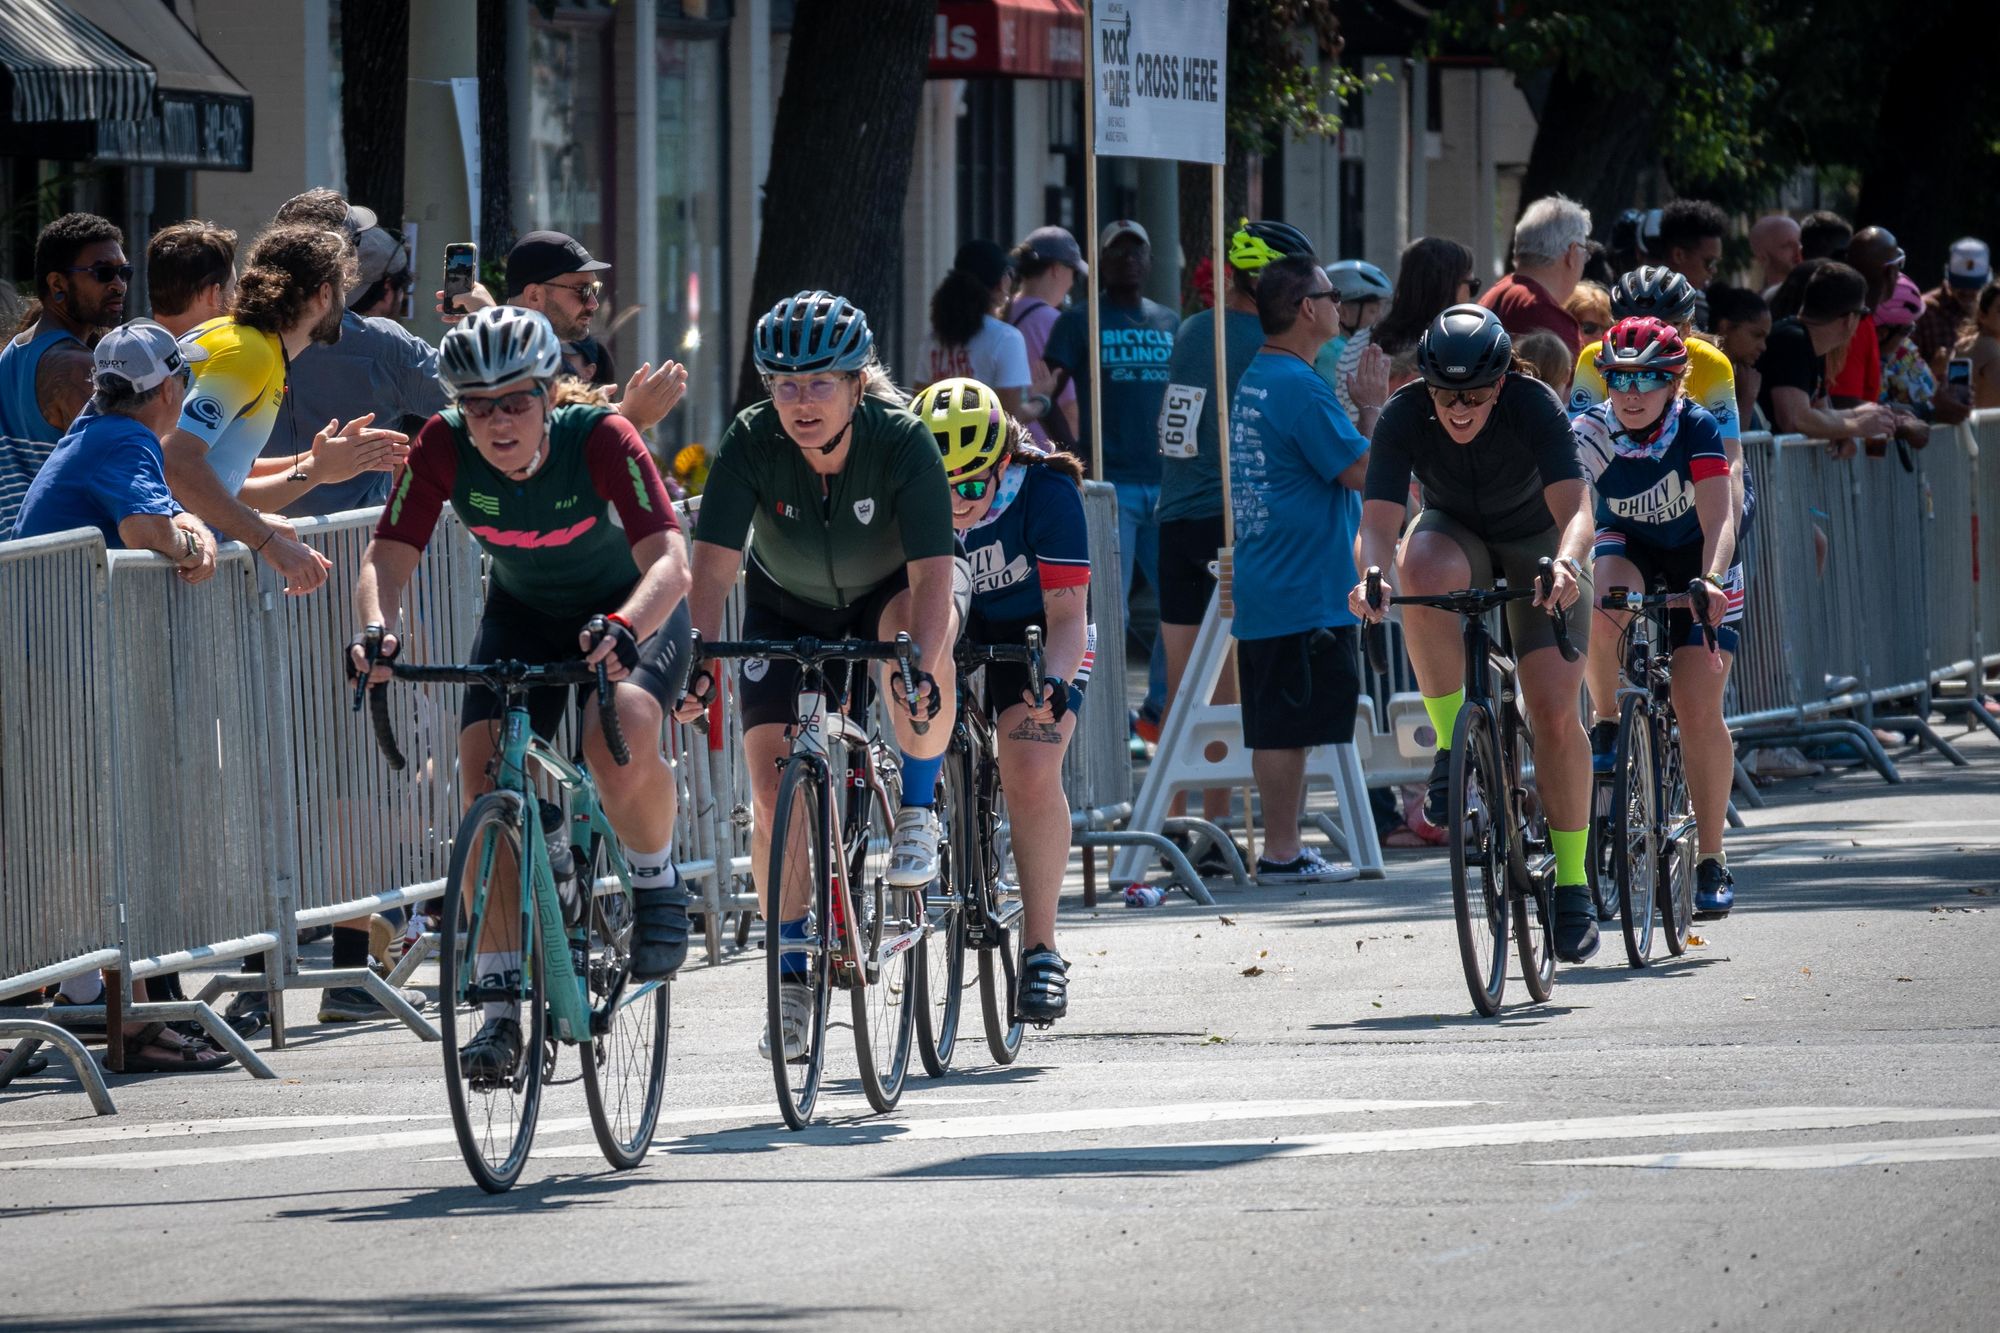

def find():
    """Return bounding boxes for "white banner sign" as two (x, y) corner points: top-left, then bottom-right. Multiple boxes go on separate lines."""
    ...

(1091, 0), (1227, 165)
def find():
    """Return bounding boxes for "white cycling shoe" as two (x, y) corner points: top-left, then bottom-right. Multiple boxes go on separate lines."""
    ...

(758, 980), (813, 1061)
(886, 805), (942, 887)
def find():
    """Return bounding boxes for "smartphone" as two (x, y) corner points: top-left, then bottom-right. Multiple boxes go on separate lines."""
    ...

(443, 243), (478, 307)
(1947, 357), (1973, 390)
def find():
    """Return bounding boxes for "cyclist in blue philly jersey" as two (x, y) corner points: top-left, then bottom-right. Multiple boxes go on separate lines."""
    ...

(1573, 317), (1741, 917)
(910, 377), (1092, 1024)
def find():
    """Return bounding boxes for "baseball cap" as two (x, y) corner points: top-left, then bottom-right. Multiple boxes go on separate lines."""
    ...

(506, 230), (610, 297)
(1100, 219), (1150, 250)
(1948, 237), (1990, 290)
(342, 204), (377, 239)
(93, 319), (208, 393)
(1021, 225), (1087, 276)
(347, 226), (410, 308)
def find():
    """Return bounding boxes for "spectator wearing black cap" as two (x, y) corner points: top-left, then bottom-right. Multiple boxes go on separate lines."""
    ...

(1755, 262), (1898, 451)
(1007, 226), (1085, 447)
(919, 239), (1037, 424)
(1655, 199), (1729, 331)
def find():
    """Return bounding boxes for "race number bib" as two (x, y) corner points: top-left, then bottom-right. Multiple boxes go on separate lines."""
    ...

(1157, 383), (1207, 459)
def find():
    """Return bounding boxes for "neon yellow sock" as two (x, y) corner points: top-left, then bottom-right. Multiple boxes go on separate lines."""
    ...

(1550, 827), (1589, 887)
(1423, 688), (1465, 750)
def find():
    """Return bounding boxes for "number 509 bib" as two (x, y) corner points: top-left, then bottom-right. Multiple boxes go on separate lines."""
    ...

(1156, 383), (1207, 459)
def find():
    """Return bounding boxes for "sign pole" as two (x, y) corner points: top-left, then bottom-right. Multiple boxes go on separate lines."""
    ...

(1082, 0), (1104, 485)
(1210, 161), (1253, 860)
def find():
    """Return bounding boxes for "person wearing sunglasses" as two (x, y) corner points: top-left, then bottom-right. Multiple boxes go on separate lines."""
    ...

(353, 304), (695, 1077)
(1351, 303), (1602, 961)
(0, 213), (128, 503)
(1572, 317), (1741, 916)
(673, 291), (959, 1061)
(912, 376), (1090, 1022)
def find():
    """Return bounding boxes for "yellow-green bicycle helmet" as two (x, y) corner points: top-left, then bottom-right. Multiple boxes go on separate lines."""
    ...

(1226, 218), (1316, 273)
(911, 377), (1006, 480)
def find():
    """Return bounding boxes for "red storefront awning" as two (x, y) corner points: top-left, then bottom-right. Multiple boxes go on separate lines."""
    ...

(928, 0), (1084, 80)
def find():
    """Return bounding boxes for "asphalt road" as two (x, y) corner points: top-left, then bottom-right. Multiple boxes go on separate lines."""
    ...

(3, 728), (1997, 1332)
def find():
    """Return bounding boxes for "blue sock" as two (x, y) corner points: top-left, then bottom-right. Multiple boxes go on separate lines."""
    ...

(779, 916), (809, 979)
(900, 750), (944, 807)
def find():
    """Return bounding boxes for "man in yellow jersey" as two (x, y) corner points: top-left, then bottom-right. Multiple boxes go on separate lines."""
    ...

(161, 225), (405, 595)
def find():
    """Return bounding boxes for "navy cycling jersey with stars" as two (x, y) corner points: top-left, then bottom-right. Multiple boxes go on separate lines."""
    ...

(960, 460), (1091, 626)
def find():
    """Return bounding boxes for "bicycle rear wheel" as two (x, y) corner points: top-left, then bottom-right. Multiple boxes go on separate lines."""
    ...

(1511, 745), (1555, 1004)
(1612, 696), (1659, 968)
(977, 770), (1024, 1064)
(916, 747), (968, 1077)
(767, 759), (832, 1130)
(1448, 707), (1510, 1016)
(849, 770), (916, 1113)
(579, 840), (670, 1170)
(1657, 720), (1697, 956)
(439, 792), (547, 1194)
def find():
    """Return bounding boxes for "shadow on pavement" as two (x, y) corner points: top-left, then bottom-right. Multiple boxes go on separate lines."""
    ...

(1311, 1005), (1584, 1033)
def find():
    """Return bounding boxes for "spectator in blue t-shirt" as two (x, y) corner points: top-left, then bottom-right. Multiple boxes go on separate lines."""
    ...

(1228, 256), (1388, 883)
(1042, 220), (1178, 724)
(13, 320), (218, 585)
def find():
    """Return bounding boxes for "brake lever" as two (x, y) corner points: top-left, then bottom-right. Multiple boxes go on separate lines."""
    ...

(894, 631), (929, 737)
(353, 624), (384, 712)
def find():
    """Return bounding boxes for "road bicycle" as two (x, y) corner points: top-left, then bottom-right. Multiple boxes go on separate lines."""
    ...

(915, 627), (1045, 1076)
(1364, 560), (1577, 1017)
(358, 620), (668, 1193)
(692, 632), (928, 1130)
(1589, 581), (1713, 966)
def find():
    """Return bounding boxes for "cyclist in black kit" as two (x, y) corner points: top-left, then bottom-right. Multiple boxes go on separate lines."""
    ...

(1349, 305), (1601, 961)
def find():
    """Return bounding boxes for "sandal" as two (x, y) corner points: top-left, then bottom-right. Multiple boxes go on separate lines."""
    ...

(1380, 823), (1431, 849)
(120, 1022), (236, 1074)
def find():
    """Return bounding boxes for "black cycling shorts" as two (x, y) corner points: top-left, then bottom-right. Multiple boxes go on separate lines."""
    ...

(461, 583), (694, 738)
(1591, 529), (1744, 655)
(965, 612), (1088, 721)
(1157, 514), (1226, 626)
(735, 561), (915, 731)
(1237, 625), (1360, 751)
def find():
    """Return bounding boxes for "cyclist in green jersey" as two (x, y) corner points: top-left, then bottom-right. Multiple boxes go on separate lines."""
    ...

(674, 291), (960, 1059)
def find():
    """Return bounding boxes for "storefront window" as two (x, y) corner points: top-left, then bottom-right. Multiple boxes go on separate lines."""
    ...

(527, 14), (612, 262)
(655, 33), (727, 459)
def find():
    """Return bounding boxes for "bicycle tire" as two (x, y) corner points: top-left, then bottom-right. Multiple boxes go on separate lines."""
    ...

(1510, 735), (1556, 1004)
(1612, 696), (1660, 968)
(439, 792), (547, 1194)
(1448, 706), (1509, 1016)
(976, 759), (1024, 1064)
(579, 839), (670, 1170)
(916, 746), (968, 1077)
(850, 766), (916, 1113)
(767, 759), (832, 1130)
(1657, 719), (1697, 956)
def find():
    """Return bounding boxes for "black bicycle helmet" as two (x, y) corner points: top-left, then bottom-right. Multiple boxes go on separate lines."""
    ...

(1610, 265), (1698, 324)
(1417, 304), (1513, 389)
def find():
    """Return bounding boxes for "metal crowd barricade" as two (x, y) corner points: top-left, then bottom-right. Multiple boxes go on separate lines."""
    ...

(1919, 421), (1996, 740)
(1962, 411), (2000, 697)
(0, 529), (119, 1112)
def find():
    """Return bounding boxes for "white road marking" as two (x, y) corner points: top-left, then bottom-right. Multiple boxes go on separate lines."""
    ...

(1534, 1133), (2000, 1171)
(0, 1115), (445, 1152)
(0, 1117), (593, 1172)
(962, 1107), (1999, 1166)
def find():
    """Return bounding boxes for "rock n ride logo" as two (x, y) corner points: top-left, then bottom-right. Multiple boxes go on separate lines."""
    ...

(1099, 6), (1131, 109)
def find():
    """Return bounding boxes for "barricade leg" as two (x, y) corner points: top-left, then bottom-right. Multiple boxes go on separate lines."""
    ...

(0, 1020), (116, 1115)
(1872, 713), (1968, 766)
(1731, 758), (1766, 808)
(1078, 830), (1217, 906)
(1160, 817), (1251, 887)
(1933, 697), (2000, 742)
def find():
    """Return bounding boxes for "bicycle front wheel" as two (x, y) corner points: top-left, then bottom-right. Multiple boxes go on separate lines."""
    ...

(440, 792), (547, 1194)
(849, 770), (916, 1112)
(1612, 696), (1659, 968)
(579, 840), (670, 1170)
(1448, 707), (1510, 1016)
(916, 746), (968, 1078)
(1657, 719), (1697, 956)
(977, 772), (1024, 1065)
(767, 759), (832, 1130)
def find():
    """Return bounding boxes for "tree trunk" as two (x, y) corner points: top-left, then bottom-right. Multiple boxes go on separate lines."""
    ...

(340, 0), (408, 227)
(476, 0), (515, 264)
(1515, 69), (1658, 235)
(734, 0), (938, 410)
(1176, 151), (1252, 311)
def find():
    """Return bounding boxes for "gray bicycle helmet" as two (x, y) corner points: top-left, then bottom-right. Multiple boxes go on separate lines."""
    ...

(1324, 259), (1393, 304)
(438, 305), (563, 396)
(754, 290), (874, 374)
(1610, 265), (1698, 324)
(1417, 304), (1513, 389)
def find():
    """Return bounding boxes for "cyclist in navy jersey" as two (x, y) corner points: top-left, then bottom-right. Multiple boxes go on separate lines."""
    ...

(1573, 317), (1740, 916)
(910, 377), (1091, 1024)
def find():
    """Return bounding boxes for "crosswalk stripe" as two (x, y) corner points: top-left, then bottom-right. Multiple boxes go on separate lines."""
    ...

(0, 1117), (593, 1172)
(1532, 1133), (2000, 1170)
(0, 1115), (446, 1152)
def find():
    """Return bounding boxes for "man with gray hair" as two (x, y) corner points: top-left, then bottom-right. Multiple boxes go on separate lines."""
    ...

(1480, 194), (1592, 356)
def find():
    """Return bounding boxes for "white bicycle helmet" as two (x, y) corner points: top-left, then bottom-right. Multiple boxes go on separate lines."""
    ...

(1325, 259), (1392, 304)
(439, 305), (564, 397)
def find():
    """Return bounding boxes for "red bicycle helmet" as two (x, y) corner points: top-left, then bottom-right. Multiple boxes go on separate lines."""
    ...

(1593, 316), (1689, 375)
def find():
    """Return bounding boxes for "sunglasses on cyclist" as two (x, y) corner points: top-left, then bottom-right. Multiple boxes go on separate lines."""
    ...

(767, 374), (856, 405)
(542, 278), (603, 303)
(951, 473), (996, 502)
(458, 386), (547, 419)
(1604, 369), (1677, 394)
(65, 262), (133, 284)
(1427, 383), (1498, 410)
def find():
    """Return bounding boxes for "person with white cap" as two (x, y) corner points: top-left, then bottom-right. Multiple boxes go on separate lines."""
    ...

(1914, 236), (1991, 380)
(11, 319), (216, 583)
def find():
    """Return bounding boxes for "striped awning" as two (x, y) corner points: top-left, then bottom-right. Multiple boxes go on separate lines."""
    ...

(0, 0), (155, 125)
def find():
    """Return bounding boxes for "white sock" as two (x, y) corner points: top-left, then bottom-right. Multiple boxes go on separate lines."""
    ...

(474, 951), (521, 1022)
(58, 974), (105, 1005)
(625, 841), (675, 885)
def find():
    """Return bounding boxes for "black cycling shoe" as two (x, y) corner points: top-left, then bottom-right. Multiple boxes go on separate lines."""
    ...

(1421, 749), (1453, 828)
(1554, 884), (1601, 963)
(629, 877), (692, 981)
(1017, 947), (1069, 1027)
(459, 1015), (522, 1084)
